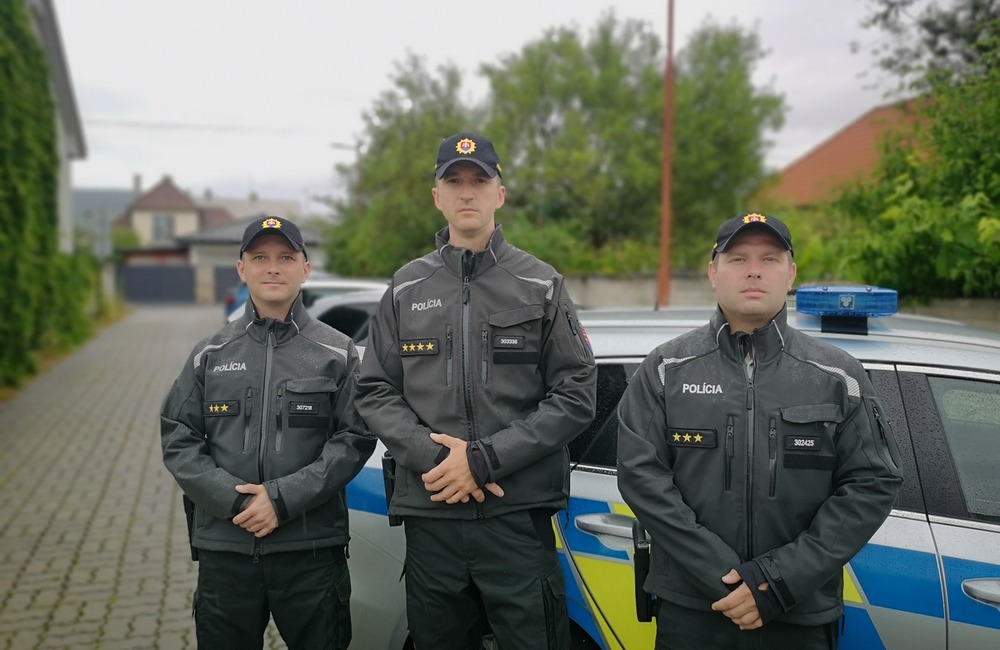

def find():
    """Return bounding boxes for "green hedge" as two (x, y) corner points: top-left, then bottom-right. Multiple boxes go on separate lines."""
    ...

(0, 0), (99, 386)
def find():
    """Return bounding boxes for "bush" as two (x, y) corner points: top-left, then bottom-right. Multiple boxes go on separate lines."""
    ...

(0, 0), (101, 386)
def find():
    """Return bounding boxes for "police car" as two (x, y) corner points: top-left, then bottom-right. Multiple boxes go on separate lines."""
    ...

(345, 287), (1000, 649)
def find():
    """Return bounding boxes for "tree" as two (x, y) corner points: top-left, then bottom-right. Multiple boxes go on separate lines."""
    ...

(834, 67), (1000, 297)
(481, 13), (784, 270)
(480, 15), (663, 252)
(822, 0), (1000, 298)
(324, 54), (476, 277)
(326, 13), (785, 276)
(671, 19), (785, 267)
(0, 0), (79, 385)
(860, 0), (1000, 91)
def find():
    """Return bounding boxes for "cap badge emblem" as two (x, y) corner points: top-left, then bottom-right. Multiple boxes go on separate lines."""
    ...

(262, 217), (282, 229)
(455, 138), (477, 155)
(742, 213), (767, 224)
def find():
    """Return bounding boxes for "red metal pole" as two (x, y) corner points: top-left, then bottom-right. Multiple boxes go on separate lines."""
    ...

(656, 0), (675, 309)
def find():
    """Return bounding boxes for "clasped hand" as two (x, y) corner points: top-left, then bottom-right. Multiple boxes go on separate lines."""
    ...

(711, 569), (768, 630)
(421, 433), (504, 504)
(232, 483), (279, 538)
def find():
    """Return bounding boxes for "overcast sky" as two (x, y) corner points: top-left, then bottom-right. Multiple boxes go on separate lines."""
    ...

(53, 0), (890, 209)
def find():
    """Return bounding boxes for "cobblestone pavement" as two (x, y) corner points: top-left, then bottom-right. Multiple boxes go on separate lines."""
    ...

(0, 306), (286, 650)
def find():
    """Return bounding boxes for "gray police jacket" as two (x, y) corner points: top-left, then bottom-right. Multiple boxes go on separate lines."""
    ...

(160, 296), (375, 555)
(357, 226), (597, 519)
(617, 307), (903, 626)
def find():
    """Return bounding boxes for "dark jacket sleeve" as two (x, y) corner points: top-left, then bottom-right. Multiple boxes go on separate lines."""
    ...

(160, 346), (246, 520)
(357, 284), (442, 473)
(617, 349), (743, 600)
(267, 341), (376, 523)
(751, 378), (903, 612)
(479, 283), (597, 481)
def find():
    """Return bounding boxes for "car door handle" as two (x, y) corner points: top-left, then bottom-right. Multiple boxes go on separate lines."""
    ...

(575, 513), (636, 551)
(962, 578), (1000, 610)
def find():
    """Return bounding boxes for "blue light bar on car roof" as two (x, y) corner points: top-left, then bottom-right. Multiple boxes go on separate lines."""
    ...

(795, 286), (898, 335)
(796, 285), (898, 317)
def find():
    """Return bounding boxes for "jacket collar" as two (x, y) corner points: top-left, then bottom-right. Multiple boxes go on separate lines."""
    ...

(241, 293), (310, 344)
(435, 225), (508, 278)
(711, 305), (788, 364)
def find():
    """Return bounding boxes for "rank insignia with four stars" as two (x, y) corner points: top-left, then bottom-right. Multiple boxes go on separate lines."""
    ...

(400, 339), (440, 355)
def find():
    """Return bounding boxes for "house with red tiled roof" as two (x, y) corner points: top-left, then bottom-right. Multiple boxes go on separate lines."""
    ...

(114, 175), (235, 247)
(111, 175), (311, 304)
(758, 101), (922, 207)
(112, 176), (239, 302)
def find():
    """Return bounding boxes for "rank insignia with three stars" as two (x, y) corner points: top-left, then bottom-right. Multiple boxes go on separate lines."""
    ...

(666, 429), (717, 448)
(400, 339), (439, 356)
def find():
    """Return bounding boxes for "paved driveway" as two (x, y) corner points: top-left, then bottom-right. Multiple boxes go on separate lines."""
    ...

(0, 305), (284, 649)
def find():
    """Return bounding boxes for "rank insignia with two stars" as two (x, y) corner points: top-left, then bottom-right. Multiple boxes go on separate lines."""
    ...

(204, 400), (240, 416)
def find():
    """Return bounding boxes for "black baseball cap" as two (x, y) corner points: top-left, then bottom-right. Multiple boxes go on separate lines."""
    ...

(240, 216), (307, 259)
(434, 132), (502, 179)
(712, 213), (793, 259)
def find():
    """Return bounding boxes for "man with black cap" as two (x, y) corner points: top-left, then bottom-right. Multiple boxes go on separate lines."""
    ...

(160, 216), (375, 649)
(357, 132), (597, 649)
(616, 213), (902, 649)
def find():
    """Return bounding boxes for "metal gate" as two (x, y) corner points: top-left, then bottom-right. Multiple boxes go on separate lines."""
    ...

(214, 266), (241, 302)
(120, 266), (195, 302)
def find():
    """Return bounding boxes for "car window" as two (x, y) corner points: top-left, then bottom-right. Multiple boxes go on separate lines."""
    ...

(316, 304), (379, 342)
(302, 287), (351, 308)
(569, 361), (639, 468)
(927, 376), (1000, 523)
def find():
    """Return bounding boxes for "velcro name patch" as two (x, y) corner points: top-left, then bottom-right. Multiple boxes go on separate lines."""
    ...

(785, 436), (821, 451)
(493, 335), (524, 349)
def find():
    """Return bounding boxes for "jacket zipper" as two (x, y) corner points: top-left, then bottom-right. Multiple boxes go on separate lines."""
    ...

(254, 326), (276, 561)
(480, 328), (488, 385)
(445, 325), (453, 386)
(873, 405), (885, 439)
(259, 328), (275, 480)
(461, 287), (476, 446)
(563, 306), (588, 357)
(461, 260), (475, 439)
(768, 418), (777, 497)
(872, 404), (898, 470)
(460, 251), (484, 519)
(725, 416), (734, 491)
(743, 335), (755, 559)
(242, 387), (253, 452)
(274, 386), (284, 452)
(745, 386), (755, 558)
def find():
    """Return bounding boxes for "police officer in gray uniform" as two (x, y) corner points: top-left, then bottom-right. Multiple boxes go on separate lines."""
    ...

(357, 132), (597, 650)
(617, 213), (903, 649)
(161, 217), (376, 650)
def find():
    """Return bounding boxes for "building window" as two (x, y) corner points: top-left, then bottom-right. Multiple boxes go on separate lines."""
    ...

(152, 213), (174, 242)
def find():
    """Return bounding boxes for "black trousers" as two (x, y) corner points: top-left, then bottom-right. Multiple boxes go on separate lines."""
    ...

(656, 601), (839, 650)
(193, 547), (351, 650)
(403, 511), (570, 650)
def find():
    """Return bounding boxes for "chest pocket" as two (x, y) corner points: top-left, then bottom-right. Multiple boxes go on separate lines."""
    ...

(283, 377), (338, 430)
(779, 403), (843, 471)
(489, 305), (544, 364)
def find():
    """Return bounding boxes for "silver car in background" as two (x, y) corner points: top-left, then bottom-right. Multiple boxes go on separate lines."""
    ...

(226, 273), (387, 322)
(345, 287), (1000, 649)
